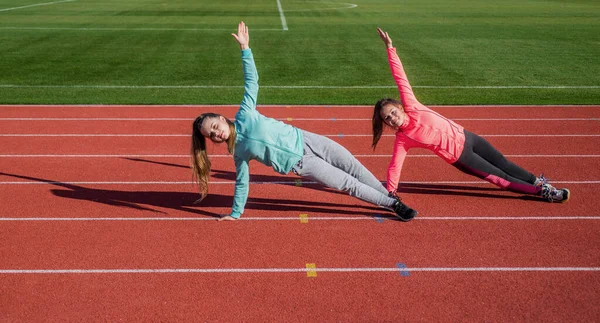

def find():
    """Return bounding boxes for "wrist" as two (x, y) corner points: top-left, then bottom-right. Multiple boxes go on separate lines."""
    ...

(240, 44), (249, 50)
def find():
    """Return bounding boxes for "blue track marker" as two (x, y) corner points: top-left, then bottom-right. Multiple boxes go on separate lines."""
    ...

(331, 118), (336, 121)
(396, 263), (410, 277)
(374, 214), (385, 223)
(338, 134), (344, 138)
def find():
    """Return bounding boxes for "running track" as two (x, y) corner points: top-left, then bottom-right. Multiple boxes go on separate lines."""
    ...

(1, 105), (599, 321)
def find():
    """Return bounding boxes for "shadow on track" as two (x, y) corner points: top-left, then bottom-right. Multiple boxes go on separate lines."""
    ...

(0, 172), (386, 218)
(398, 183), (540, 201)
(123, 157), (349, 197)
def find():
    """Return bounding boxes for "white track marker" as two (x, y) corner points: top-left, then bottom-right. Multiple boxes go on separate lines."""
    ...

(0, 266), (598, 274)
(276, 0), (288, 31)
(0, 0), (76, 12)
(1, 84), (599, 89)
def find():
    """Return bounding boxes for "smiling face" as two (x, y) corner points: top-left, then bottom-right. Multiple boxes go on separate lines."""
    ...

(199, 116), (230, 143)
(380, 103), (405, 128)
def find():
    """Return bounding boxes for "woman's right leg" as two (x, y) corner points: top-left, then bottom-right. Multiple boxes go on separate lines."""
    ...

(300, 130), (389, 195)
(293, 151), (395, 208)
(293, 131), (418, 220)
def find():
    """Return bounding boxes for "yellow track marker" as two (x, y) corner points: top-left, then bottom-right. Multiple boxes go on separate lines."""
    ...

(299, 213), (309, 223)
(306, 263), (317, 277)
(295, 179), (303, 186)
(287, 117), (293, 121)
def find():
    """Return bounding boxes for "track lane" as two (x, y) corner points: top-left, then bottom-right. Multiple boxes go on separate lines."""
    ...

(1, 135), (600, 155)
(1, 156), (598, 182)
(2, 218), (599, 269)
(2, 105), (600, 119)
(1, 272), (598, 321)
(0, 181), (595, 218)
(1, 118), (599, 135)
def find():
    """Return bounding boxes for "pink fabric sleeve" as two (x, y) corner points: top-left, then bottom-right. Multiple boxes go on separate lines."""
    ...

(387, 47), (419, 108)
(386, 134), (409, 192)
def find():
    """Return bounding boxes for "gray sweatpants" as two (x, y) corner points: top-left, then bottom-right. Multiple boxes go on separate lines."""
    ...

(291, 130), (397, 208)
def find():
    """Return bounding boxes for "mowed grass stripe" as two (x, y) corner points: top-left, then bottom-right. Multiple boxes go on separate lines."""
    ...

(0, 0), (598, 105)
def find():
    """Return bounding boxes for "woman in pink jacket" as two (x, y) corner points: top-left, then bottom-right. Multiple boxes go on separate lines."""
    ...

(373, 28), (569, 203)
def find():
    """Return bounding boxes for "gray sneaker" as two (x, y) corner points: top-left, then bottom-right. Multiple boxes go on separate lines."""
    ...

(541, 184), (570, 203)
(534, 173), (549, 186)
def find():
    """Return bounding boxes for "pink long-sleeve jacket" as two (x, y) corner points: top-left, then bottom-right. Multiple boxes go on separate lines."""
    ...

(385, 47), (466, 193)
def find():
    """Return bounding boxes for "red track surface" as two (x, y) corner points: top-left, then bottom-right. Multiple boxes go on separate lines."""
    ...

(1, 105), (599, 321)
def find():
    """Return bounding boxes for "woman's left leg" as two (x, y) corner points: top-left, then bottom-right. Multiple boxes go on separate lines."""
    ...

(454, 130), (541, 195)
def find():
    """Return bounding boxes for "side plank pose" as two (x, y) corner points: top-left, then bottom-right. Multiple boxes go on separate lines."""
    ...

(191, 22), (417, 221)
(373, 28), (570, 203)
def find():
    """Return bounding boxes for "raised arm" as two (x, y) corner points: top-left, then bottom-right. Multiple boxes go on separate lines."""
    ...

(377, 28), (419, 108)
(233, 21), (259, 113)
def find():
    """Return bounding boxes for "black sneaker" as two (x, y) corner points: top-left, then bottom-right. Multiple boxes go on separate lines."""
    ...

(391, 196), (418, 221)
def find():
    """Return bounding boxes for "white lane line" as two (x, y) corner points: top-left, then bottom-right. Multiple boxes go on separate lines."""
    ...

(1, 180), (599, 185)
(1, 84), (599, 89)
(1, 267), (598, 274)
(1, 117), (599, 121)
(1, 216), (599, 221)
(0, 26), (282, 32)
(1, 154), (599, 158)
(276, 0), (288, 31)
(1, 134), (599, 138)
(285, 2), (357, 12)
(0, 0), (76, 12)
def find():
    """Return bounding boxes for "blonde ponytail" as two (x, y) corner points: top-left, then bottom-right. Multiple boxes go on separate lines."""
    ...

(190, 114), (237, 202)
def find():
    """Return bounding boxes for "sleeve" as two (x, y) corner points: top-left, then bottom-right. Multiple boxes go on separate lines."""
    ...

(238, 48), (259, 114)
(387, 47), (419, 109)
(230, 156), (250, 219)
(386, 133), (409, 193)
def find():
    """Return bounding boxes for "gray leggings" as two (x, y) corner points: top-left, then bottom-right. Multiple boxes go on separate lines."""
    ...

(291, 130), (397, 208)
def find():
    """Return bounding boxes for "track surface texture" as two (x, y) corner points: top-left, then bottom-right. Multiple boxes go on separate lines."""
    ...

(1, 105), (599, 322)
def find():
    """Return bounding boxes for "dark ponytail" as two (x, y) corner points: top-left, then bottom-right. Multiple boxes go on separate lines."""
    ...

(372, 98), (403, 149)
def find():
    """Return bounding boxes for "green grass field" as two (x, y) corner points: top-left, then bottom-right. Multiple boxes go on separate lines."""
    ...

(0, 0), (599, 105)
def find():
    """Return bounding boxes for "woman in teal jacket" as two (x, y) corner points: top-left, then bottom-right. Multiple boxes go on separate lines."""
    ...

(191, 22), (416, 221)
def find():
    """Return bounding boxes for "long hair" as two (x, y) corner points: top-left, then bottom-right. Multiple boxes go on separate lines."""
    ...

(372, 98), (403, 150)
(191, 113), (237, 202)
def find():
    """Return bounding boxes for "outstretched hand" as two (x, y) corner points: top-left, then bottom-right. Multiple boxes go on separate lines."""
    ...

(232, 21), (249, 50)
(377, 27), (393, 48)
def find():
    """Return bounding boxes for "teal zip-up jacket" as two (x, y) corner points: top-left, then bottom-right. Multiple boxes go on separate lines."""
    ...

(230, 48), (304, 218)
